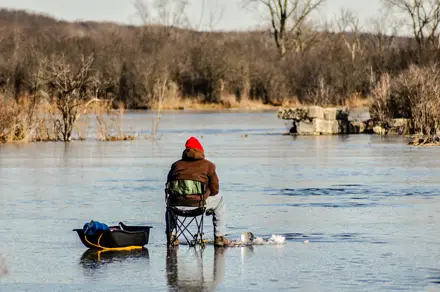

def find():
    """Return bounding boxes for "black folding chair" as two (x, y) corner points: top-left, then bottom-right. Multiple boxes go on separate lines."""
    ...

(165, 180), (207, 248)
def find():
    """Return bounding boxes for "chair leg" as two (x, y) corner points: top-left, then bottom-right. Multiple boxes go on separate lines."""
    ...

(167, 211), (205, 248)
(199, 214), (205, 248)
(191, 214), (205, 248)
(166, 211), (179, 247)
(176, 217), (195, 246)
(166, 210), (171, 246)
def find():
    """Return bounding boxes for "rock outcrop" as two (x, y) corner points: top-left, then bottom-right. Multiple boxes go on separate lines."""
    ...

(279, 106), (353, 135)
(278, 106), (411, 136)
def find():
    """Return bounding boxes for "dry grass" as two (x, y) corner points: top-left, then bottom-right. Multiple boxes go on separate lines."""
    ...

(148, 81), (286, 111)
(409, 136), (440, 146)
(0, 94), (43, 143)
(0, 97), (17, 143)
(395, 64), (440, 135)
(105, 135), (136, 141)
(369, 73), (391, 126)
(95, 105), (137, 142)
(37, 98), (137, 142)
(279, 97), (303, 108)
(1, 93), (136, 143)
(150, 93), (299, 111)
(344, 93), (372, 109)
(34, 101), (65, 142)
(150, 91), (371, 111)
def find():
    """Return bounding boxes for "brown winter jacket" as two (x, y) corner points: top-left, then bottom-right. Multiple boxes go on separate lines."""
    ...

(166, 148), (219, 207)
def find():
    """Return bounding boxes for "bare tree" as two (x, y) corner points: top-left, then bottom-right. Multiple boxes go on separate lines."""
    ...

(334, 9), (363, 63)
(196, 0), (226, 31)
(133, 0), (190, 50)
(383, 0), (440, 53)
(39, 54), (100, 141)
(244, 0), (326, 58)
(156, 0), (189, 28)
(134, 0), (188, 141)
(134, 0), (190, 29)
(368, 7), (398, 56)
(151, 73), (168, 141)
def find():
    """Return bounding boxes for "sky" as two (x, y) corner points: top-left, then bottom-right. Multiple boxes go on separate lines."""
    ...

(0, 0), (384, 31)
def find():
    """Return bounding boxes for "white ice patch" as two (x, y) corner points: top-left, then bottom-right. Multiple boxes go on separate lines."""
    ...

(253, 234), (286, 245)
(266, 234), (286, 244)
(229, 234), (286, 246)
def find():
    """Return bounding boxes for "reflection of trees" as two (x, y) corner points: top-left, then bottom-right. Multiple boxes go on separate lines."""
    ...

(166, 248), (226, 292)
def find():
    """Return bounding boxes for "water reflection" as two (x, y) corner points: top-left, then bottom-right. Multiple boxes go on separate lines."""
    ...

(80, 248), (150, 270)
(166, 247), (228, 292)
(240, 245), (254, 260)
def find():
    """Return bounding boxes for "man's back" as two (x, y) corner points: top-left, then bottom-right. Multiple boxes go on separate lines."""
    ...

(165, 136), (228, 246)
(168, 148), (218, 195)
(167, 138), (219, 206)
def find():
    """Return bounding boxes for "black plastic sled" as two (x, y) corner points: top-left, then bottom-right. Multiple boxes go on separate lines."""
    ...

(73, 222), (152, 250)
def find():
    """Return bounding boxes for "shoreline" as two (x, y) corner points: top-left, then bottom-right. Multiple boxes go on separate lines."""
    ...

(141, 103), (371, 114)
(125, 107), (281, 114)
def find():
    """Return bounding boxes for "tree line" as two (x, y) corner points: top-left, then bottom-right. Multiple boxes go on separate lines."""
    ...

(1, 0), (440, 138)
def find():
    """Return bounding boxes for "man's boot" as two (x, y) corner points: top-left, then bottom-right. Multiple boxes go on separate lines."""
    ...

(214, 236), (229, 247)
(168, 234), (179, 247)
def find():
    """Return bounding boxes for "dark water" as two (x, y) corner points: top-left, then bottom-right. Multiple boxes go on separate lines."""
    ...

(1, 111), (440, 291)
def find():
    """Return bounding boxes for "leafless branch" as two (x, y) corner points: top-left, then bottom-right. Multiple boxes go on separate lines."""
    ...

(383, 0), (440, 52)
(244, 0), (326, 57)
(335, 8), (363, 62)
(37, 54), (100, 141)
(368, 7), (398, 56)
(135, 0), (190, 27)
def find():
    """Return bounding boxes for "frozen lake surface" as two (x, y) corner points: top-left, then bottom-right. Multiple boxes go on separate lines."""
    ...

(1, 111), (440, 291)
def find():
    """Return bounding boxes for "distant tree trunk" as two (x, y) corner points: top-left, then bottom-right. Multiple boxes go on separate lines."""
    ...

(383, 0), (440, 61)
(245, 0), (326, 58)
(335, 9), (363, 63)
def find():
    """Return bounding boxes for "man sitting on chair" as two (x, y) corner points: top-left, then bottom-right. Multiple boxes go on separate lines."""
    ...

(166, 136), (228, 247)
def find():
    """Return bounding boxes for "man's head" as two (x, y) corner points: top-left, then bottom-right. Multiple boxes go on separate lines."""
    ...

(182, 136), (205, 161)
(185, 136), (204, 152)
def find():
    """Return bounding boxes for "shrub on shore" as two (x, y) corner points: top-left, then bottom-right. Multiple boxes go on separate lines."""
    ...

(370, 64), (440, 136)
(0, 93), (134, 143)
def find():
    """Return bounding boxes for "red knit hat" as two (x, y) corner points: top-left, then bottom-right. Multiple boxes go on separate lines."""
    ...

(185, 136), (204, 152)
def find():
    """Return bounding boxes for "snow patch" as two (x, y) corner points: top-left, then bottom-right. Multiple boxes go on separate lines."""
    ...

(229, 234), (286, 247)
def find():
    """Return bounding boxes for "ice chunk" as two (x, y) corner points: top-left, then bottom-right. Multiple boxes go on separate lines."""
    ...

(252, 237), (266, 245)
(252, 234), (286, 245)
(267, 234), (286, 244)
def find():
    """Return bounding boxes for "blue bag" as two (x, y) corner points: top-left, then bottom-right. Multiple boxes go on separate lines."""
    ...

(83, 220), (109, 236)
